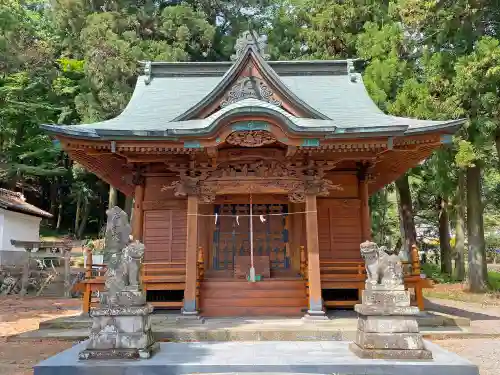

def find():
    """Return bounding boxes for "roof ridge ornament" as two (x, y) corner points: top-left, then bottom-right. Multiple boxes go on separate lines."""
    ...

(347, 59), (360, 83)
(231, 30), (270, 61)
(144, 61), (152, 85)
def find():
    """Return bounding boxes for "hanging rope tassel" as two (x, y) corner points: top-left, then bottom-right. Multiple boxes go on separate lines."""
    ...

(236, 216), (240, 226)
(259, 215), (266, 223)
(214, 213), (218, 224)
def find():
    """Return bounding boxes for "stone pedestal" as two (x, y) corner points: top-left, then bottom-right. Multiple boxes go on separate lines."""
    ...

(79, 288), (158, 360)
(350, 284), (432, 360)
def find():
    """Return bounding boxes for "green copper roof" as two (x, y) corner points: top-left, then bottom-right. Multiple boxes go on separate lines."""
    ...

(41, 46), (465, 140)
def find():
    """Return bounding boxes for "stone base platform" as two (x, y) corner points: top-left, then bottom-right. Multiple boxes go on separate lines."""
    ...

(11, 311), (474, 342)
(349, 342), (433, 360)
(34, 341), (478, 375)
(78, 342), (160, 360)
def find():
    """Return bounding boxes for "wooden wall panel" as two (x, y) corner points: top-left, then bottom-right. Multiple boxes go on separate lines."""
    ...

(324, 173), (358, 198)
(317, 199), (362, 260)
(144, 176), (181, 201)
(143, 209), (187, 262)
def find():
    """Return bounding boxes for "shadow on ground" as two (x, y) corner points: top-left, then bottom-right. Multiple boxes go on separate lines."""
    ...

(425, 298), (500, 322)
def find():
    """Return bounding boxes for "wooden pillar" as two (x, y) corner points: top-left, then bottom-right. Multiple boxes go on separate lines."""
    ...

(132, 183), (145, 241)
(304, 194), (326, 319)
(63, 247), (71, 297)
(83, 248), (93, 314)
(20, 246), (33, 296)
(183, 195), (199, 314)
(359, 175), (371, 241)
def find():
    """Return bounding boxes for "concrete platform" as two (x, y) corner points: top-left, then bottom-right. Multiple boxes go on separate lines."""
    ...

(34, 340), (479, 375)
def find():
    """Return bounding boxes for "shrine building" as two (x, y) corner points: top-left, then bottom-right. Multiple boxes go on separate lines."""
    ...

(42, 32), (464, 318)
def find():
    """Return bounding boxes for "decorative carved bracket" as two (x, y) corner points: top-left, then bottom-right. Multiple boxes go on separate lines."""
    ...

(162, 158), (342, 203)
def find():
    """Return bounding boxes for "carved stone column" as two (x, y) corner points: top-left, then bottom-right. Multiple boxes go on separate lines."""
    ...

(303, 193), (327, 320)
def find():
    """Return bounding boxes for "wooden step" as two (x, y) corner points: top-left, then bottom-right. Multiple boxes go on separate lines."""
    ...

(201, 280), (306, 290)
(199, 279), (308, 317)
(201, 288), (305, 299)
(200, 306), (305, 317)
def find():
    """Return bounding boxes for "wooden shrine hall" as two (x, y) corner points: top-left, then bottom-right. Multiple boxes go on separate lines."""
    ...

(42, 31), (464, 318)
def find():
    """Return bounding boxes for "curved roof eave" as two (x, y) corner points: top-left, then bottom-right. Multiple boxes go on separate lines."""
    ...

(172, 45), (331, 121)
(404, 118), (466, 135)
(40, 100), (465, 141)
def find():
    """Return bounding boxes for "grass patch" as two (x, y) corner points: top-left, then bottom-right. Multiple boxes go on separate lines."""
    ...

(488, 271), (500, 291)
(422, 262), (500, 304)
(421, 263), (459, 283)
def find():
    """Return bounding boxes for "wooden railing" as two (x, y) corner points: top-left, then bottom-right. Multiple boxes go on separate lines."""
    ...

(10, 239), (82, 297)
(299, 244), (432, 311)
(81, 248), (200, 313)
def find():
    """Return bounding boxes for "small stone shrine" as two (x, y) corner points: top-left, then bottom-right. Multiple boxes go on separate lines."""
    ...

(350, 241), (432, 360)
(78, 206), (158, 360)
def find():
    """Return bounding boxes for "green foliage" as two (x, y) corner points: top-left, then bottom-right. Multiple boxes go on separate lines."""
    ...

(421, 263), (459, 284)
(489, 271), (500, 291)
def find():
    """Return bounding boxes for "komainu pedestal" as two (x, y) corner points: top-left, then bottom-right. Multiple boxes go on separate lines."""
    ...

(79, 207), (158, 360)
(350, 241), (432, 360)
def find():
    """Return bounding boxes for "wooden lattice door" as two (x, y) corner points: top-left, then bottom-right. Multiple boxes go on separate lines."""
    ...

(212, 204), (290, 271)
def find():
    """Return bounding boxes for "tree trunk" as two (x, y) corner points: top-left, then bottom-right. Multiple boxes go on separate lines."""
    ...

(74, 193), (82, 235)
(77, 201), (91, 239)
(124, 196), (133, 217)
(395, 174), (417, 258)
(494, 133), (500, 164)
(439, 197), (452, 275)
(455, 170), (466, 281)
(49, 178), (58, 222)
(56, 200), (64, 231)
(108, 185), (118, 209)
(466, 164), (488, 292)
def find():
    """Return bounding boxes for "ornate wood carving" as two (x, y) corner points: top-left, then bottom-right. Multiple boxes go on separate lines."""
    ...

(286, 145), (297, 159)
(220, 77), (281, 108)
(219, 148), (285, 162)
(162, 158), (342, 203)
(225, 130), (276, 147)
(213, 160), (295, 178)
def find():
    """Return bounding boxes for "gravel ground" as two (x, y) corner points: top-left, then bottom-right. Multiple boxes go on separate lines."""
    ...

(0, 296), (498, 375)
(435, 339), (500, 375)
(0, 297), (79, 375)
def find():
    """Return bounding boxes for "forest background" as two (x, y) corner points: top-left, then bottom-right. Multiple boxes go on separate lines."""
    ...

(2, 0), (500, 292)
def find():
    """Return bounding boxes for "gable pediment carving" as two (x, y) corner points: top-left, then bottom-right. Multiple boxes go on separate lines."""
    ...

(220, 76), (282, 108)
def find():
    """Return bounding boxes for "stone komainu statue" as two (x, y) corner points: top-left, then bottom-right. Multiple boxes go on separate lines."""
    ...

(102, 206), (145, 306)
(359, 241), (404, 287)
